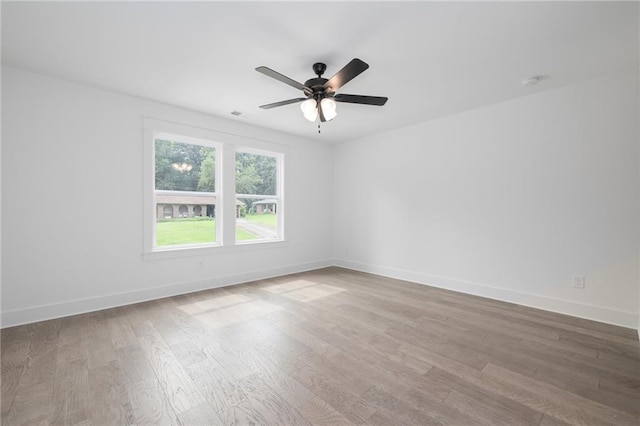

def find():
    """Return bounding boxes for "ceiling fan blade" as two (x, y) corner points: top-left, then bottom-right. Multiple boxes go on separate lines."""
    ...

(323, 58), (369, 92)
(256, 66), (310, 93)
(259, 98), (308, 109)
(318, 101), (327, 123)
(334, 94), (388, 106)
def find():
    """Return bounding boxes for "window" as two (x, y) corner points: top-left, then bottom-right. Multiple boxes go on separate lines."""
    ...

(144, 119), (285, 256)
(235, 149), (282, 242)
(154, 136), (219, 248)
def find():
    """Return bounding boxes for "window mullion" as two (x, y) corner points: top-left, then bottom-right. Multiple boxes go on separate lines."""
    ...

(221, 144), (237, 245)
(277, 154), (284, 240)
(144, 129), (155, 252)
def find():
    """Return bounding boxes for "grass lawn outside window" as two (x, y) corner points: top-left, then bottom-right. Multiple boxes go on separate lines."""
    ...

(156, 214), (276, 246)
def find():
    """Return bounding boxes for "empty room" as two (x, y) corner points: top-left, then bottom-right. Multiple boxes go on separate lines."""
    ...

(1, 1), (639, 425)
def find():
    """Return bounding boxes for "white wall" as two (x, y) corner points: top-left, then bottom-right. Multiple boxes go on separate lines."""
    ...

(1, 67), (333, 327)
(334, 71), (640, 328)
(3, 66), (639, 330)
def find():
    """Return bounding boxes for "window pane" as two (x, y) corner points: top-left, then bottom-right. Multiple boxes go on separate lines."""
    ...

(154, 137), (217, 247)
(236, 197), (278, 241)
(235, 152), (277, 195)
(155, 139), (215, 192)
(155, 198), (217, 247)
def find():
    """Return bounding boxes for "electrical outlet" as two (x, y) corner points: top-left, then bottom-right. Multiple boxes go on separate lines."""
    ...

(572, 275), (585, 289)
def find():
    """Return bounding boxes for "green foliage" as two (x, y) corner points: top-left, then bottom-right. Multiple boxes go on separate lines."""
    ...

(155, 140), (276, 196)
(155, 140), (214, 192)
(235, 163), (262, 194)
(197, 148), (215, 191)
(236, 152), (277, 195)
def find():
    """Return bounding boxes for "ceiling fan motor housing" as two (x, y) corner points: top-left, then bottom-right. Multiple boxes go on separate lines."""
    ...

(304, 77), (329, 96)
(306, 63), (331, 98)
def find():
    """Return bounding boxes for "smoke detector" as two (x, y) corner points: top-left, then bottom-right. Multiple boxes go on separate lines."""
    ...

(521, 77), (540, 86)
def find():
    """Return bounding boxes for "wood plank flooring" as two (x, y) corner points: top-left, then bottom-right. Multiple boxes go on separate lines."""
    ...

(1, 267), (639, 425)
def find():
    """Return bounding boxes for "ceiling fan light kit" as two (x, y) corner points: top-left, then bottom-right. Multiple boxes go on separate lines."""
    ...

(320, 98), (337, 121)
(256, 58), (388, 126)
(300, 98), (318, 121)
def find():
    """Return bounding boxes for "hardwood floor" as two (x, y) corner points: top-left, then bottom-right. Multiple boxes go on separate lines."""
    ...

(1, 267), (639, 425)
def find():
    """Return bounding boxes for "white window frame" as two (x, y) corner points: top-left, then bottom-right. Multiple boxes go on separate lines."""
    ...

(142, 117), (287, 260)
(235, 147), (285, 244)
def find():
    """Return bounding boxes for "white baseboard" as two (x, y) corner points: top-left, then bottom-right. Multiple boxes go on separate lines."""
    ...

(1, 259), (332, 328)
(333, 258), (639, 330)
(3, 258), (637, 331)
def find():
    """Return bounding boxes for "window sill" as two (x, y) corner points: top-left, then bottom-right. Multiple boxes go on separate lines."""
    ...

(142, 239), (289, 261)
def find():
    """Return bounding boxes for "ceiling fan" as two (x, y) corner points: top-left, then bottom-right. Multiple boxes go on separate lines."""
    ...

(255, 58), (388, 123)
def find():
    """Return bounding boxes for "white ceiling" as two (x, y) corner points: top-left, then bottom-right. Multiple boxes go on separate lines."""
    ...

(2, 1), (638, 143)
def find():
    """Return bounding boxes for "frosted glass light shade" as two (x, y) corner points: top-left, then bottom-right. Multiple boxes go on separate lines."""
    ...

(300, 99), (318, 122)
(320, 98), (337, 121)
